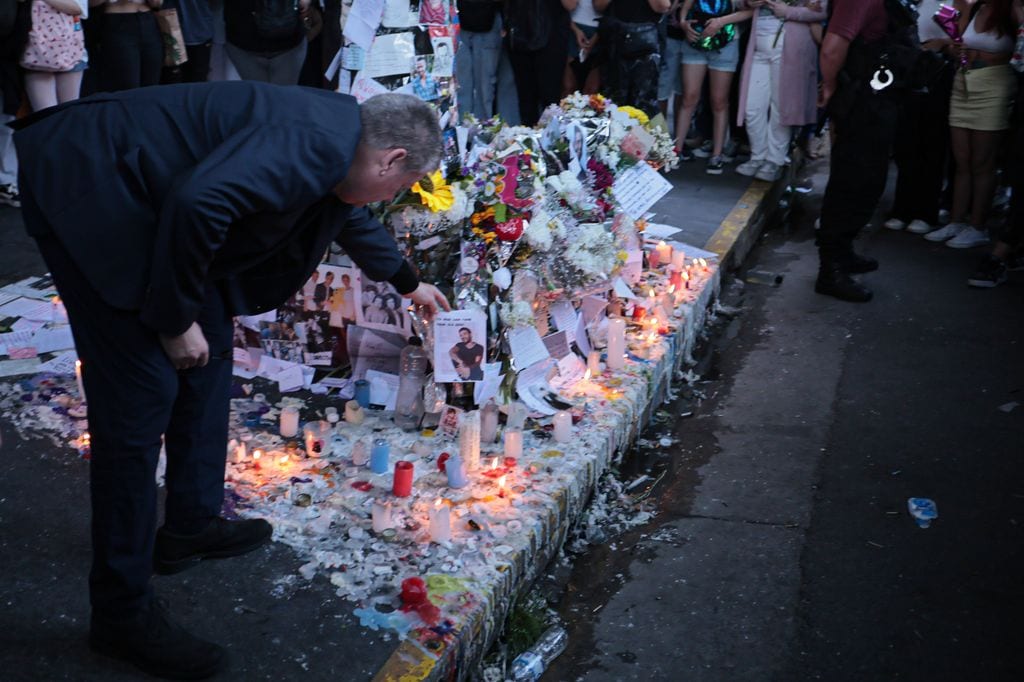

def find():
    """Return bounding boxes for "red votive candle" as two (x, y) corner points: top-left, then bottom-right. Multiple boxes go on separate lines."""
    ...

(393, 460), (414, 497)
(632, 305), (646, 322)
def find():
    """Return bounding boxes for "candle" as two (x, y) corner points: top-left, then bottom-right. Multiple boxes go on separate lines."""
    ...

(428, 498), (451, 543)
(345, 400), (365, 425)
(252, 448), (263, 469)
(648, 247), (660, 269)
(445, 454), (469, 488)
(354, 380), (371, 408)
(607, 317), (626, 370)
(51, 296), (67, 323)
(277, 452), (290, 468)
(631, 305), (646, 322)
(233, 441), (247, 464)
(497, 473), (507, 497)
(504, 428), (523, 459)
(303, 422), (325, 457)
(372, 499), (393, 532)
(351, 439), (369, 466)
(370, 439), (390, 474)
(671, 250), (686, 272)
(669, 270), (683, 292)
(324, 406), (339, 424)
(279, 406), (299, 437)
(393, 461), (413, 497)
(480, 400), (499, 444)
(587, 350), (602, 377)
(655, 241), (672, 267)
(459, 410), (481, 471)
(507, 403), (529, 431)
(552, 410), (572, 442)
(75, 360), (87, 404)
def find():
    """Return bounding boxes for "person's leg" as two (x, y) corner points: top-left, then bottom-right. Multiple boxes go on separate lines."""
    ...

(536, 37), (566, 113)
(138, 13), (166, 87)
(764, 45), (791, 167)
(508, 49), (539, 126)
(890, 91), (920, 223)
(675, 63), (707, 151)
(23, 71), (59, 111)
(949, 126), (972, 223)
(914, 84), (952, 225)
(744, 52), (772, 163)
(496, 41), (520, 124)
(267, 40), (308, 85)
(708, 68), (734, 158)
(162, 287), (234, 534)
(0, 114), (17, 195)
(55, 70), (84, 103)
(182, 42), (213, 82)
(455, 29), (476, 117)
(476, 18), (503, 119)
(968, 129), (1002, 230)
(632, 52), (661, 118)
(224, 43), (267, 82)
(100, 14), (142, 91)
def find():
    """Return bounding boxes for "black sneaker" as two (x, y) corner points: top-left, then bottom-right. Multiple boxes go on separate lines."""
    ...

(154, 517), (272, 575)
(815, 263), (873, 302)
(705, 155), (725, 175)
(0, 183), (20, 208)
(967, 255), (1007, 288)
(677, 147), (695, 162)
(90, 599), (226, 679)
(840, 252), (879, 274)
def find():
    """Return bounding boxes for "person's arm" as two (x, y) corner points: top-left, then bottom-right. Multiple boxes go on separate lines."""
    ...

(703, 9), (753, 36)
(43, 0), (83, 15)
(593, 0), (611, 14)
(648, 0), (671, 13)
(561, 0), (578, 12)
(678, 0), (698, 41)
(818, 31), (851, 108)
(767, 0), (827, 23)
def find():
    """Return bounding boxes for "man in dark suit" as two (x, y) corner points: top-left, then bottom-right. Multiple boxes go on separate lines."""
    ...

(13, 82), (449, 679)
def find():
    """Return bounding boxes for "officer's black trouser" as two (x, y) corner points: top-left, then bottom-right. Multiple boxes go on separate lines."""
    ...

(818, 87), (902, 264)
(22, 186), (234, 619)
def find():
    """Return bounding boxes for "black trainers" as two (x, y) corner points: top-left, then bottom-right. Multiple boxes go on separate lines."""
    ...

(840, 252), (879, 274)
(676, 146), (695, 162)
(705, 155), (725, 175)
(815, 263), (873, 302)
(967, 255), (1007, 288)
(0, 183), (20, 208)
(154, 517), (272, 575)
(90, 599), (225, 679)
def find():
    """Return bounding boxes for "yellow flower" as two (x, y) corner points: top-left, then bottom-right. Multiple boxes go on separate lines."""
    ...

(411, 170), (455, 213)
(618, 106), (650, 126)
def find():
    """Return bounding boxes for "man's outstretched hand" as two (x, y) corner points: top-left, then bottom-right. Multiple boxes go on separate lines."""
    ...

(408, 282), (451, 318)
(160, 322), (210, 370)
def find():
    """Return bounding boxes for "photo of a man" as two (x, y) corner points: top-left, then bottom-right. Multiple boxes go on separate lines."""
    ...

(449, 327), (484, 380)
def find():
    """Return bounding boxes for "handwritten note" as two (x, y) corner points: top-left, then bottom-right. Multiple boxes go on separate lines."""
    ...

(363, 32), (415, 78)
(343, 0), (386, 50)
(508, 326), (551, 371)
(612, 163), (673, 220)
(31, 327), (75, 354)
(349, 72), (389, 103)
(0, 330), (34, 356)
(382, 0), (418, 27)
(37, 350), (78, 375)
(549, 299), (577, 344)
(0, 297), (54, 321)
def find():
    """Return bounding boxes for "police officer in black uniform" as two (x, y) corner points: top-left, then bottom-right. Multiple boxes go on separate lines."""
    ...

(816, 0), (923, 302)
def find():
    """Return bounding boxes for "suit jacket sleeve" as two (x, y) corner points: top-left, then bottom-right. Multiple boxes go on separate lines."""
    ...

(139, 126), (349, 336)
(335, 206), (420, 295)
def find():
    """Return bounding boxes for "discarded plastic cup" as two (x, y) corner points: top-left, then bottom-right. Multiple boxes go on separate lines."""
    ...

(907, 497), (938, 528)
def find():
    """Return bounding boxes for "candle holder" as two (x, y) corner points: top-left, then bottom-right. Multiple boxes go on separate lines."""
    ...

(445, 454), (469, 488)
(279, 406), (299, 438)
(370, 439), (390, 474)
(354, 380), (371, 408)
(393, 461), (413, 497)
(428, 498), (451, 543)
(345, 400), (365, 425)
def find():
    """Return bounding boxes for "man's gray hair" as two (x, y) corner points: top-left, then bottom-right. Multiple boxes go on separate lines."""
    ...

(360, 94), (443, 174)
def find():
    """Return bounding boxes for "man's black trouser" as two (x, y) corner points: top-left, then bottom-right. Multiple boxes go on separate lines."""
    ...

(817, 86), (902, 263)
(22, 188), (234, 618)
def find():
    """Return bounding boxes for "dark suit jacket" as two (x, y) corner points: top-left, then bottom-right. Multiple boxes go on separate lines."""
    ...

(13, 81), (418, 337)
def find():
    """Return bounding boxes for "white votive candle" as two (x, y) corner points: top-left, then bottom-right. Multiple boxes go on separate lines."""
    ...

(607, 317), (626, 370)
(372, 499), (393, 532)
(428, 498), (451, 543)
(553, 410), (572, 442)
(504, 428), (523, 459)
(279, 406), (299, 438)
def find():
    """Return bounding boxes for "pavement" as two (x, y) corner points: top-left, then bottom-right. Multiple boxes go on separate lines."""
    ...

(545, 156), (1024, 681)
(0, 156), (776, 681)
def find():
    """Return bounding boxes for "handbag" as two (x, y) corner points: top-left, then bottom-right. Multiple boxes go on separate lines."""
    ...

(19, 0), (84, 73)
(154, 9), (188, 67)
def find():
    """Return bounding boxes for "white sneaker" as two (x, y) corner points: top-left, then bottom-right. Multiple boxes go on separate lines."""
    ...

(884, 218), (906, 231)
(735, 159), (762, 177)
(924, 222), (967, 242)
(906, 219), (932, 234)
(945, 226), (989, 249)
(755, 162), (782, 182)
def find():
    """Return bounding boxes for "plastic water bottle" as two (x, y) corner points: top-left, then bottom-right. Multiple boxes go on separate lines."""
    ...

(509, 626), (568, 682)
(394, 337), (428, 431)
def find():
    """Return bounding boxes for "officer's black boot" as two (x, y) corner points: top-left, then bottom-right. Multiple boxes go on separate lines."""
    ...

(840, 251), (879, 274)
(815, 260), (873, 302)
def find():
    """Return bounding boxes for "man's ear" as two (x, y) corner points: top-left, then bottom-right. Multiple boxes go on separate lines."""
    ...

(381, 148), (409, 174)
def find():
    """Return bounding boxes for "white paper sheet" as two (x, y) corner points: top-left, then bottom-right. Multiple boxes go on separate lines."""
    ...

(276, 365), (305, 393)
(0, 358), (41, 377)
(31, 327), (75, 354)
(341, 44), (366, 70)
(473, 362), (504, 405)
(643, 222), (683, 240)
(349, 72), (389, 103)
(0, 330), (34, 356)
(548, 299), (577, 344)
(508, 326), (551, 370)
(343, 0), (386, 50)
(516, 359), (558, 416)
(613, 277), (638, 300)
(612, 163), (673, 220)
(382, 0), (418, 27)
(37, 350), (78, 375)
(363, 32), (415, 78)
(365, 369), (400, 410)
(0, 297), (54, 321)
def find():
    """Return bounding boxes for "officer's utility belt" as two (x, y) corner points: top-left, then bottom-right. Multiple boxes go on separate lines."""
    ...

(843, 39), (918, 96)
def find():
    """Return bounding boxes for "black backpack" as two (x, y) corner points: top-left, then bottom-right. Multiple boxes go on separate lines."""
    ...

(505, 0), (550, 52)
(253, 0), (301, 42)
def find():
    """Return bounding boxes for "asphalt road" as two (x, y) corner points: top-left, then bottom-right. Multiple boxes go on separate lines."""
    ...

(546, 159), (1024, 682)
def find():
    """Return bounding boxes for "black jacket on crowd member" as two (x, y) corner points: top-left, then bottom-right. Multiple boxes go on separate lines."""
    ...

(13, 81), (417, 338)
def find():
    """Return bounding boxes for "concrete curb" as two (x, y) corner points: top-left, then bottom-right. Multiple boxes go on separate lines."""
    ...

(371, 177), (779, 682)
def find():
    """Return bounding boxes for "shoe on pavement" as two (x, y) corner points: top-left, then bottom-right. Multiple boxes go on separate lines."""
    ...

(883, 217), (906, 230)
(154, 517), (272, 575)
(90, 599), (226, 680)
(924, 222), (967, 242)
(677, 146), (695, 162)
(967, 255), (1007, 288)
(755, 161), (782, 182)
(906, 219), (932, 234)
(946, 226), (989, 249)
(705, 155), (725, 175)
(815, 263), (873, 302)
(693, 140), (736, 162)
(692, 140), (713, 158)
(841, 252), (879, 274)
(735, 159), (762, 177)
(0, 184), (20, 209)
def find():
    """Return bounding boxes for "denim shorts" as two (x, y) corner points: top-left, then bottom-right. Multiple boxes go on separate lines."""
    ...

(679, 37), (740, 72)
(657, 36), (685, 100)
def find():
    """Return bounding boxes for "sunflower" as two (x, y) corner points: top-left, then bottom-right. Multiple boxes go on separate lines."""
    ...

(411, 170), (455, 213)
(618, 106), (650, 126)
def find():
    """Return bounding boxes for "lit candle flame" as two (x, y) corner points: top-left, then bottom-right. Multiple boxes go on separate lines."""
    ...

(490, 457), (498, 471)
(253, 449), (263, 460)
(648, 288), (655, 299)
(75, 360), (82, 370)
(668, 284), (675, 294)
(81, 431), (91, 445)
(497, 474), (507, 489)
(584, 369), (592, 381)
(682, 271), (690, 281)
(434, 498), (444, 510)
(278, 454), (289, 467)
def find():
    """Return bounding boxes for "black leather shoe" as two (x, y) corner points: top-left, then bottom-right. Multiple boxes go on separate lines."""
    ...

(841, 252), (878, 274)
(154, 517), (272, 575)
(90, 599), (225, 679)
(815, 265), (873, 302)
